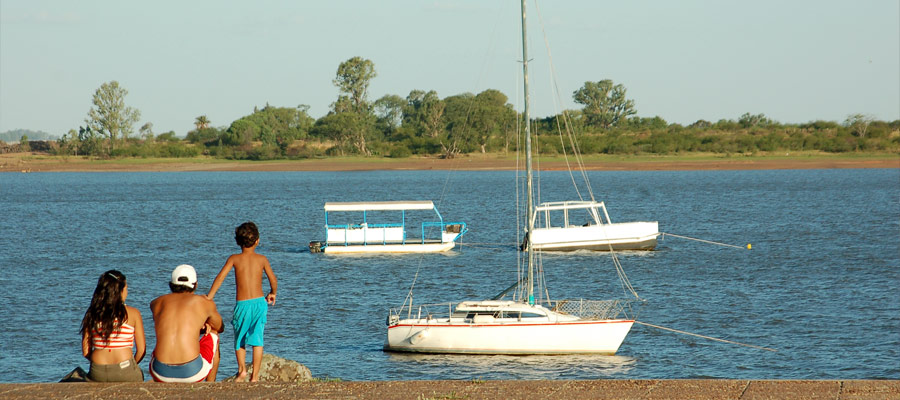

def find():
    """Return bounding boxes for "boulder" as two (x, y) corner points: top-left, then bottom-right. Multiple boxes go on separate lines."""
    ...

(59, 367), (89, 382)
(222, 353), (312, 382)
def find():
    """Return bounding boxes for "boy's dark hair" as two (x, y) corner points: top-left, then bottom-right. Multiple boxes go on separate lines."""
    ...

(235, 221), (259, 248)
(169, 282), (195, 293)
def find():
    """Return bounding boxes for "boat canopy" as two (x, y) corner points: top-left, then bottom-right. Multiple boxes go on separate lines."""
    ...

(324, 201), (435, 212)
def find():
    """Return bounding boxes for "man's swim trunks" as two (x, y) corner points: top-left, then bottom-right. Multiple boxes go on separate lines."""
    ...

(232, 297), (268, 350)
(149, 332), (218, 382)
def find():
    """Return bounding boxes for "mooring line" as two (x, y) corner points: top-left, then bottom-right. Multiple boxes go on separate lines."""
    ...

(635, 321), (777, 352)
(661, 232), (751, 250)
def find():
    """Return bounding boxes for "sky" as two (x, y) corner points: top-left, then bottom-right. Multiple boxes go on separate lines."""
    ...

(1, 0), (898, 137)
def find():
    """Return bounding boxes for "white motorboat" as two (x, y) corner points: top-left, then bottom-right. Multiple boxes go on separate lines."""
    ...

(310, 201), (466, 254)
(384, 0), (640, 355)
(528, 201), (659, 251)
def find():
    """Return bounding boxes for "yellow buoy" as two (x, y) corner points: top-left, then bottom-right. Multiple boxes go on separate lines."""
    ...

(747, 243), (752, 250)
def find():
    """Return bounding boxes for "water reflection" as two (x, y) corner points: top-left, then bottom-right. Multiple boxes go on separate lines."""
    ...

(385, 353), (636, 380)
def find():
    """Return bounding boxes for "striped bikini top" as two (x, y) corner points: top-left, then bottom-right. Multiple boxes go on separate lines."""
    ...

(91, 321), (135, 350)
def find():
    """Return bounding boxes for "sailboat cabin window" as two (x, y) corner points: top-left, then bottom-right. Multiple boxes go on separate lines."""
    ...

(462, 311), (546, 319)
(541, 208), (599, 229)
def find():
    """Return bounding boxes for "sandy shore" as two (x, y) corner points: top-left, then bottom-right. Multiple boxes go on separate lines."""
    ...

(1, 153), (898, 172)
(2, 379), (898, 399)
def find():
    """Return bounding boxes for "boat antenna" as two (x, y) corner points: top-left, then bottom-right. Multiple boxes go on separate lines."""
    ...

(521, 0), (536, 306)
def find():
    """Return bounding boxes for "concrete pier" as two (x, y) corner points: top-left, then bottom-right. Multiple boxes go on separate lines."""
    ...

(2, 379), (898, 399)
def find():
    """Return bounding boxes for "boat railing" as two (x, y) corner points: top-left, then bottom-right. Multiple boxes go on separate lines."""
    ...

(387, 298), (636, 325)
(387, 302), (456, 325)
(326, 222), (405, 245)
(327, 221), (467, 246)
(546, 299), (635, 320)
(422, 221), (468, 243)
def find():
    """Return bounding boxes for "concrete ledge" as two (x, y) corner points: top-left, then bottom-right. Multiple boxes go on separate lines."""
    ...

(1, 380), (898, 399)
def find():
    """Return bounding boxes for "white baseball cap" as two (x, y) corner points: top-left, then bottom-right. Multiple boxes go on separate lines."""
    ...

(171, 264), (197, 288)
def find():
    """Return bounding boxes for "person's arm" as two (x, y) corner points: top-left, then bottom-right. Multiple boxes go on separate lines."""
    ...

(129, 306), (146, 364)
(205, 257), (234, 300)
(81, 331), (91, 360)
(205, 299), (225, 333)
(263, 257), (278, 305)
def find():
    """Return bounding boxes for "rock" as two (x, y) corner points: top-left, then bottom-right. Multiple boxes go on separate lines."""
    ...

(222, 353), (312, 382)
(59, 367), (90, 382)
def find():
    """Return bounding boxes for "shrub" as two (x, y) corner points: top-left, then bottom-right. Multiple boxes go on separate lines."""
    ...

(389, 145), (412, 158)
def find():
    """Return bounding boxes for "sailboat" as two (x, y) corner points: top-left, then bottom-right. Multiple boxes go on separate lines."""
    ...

(384, 0), (640, 355)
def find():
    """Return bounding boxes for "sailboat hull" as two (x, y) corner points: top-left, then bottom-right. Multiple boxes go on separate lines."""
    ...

(530, 221), (659, 251)
(385, 319), (634, 355)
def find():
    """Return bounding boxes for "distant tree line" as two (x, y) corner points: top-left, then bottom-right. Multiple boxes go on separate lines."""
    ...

(37, 57), (900, 159)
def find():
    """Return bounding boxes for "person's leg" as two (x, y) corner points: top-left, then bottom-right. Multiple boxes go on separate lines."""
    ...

(247, 297), (267, 382)
(232, 301), (251, 382)
(235, 347), (247, 381)
(206, 338), (220, 382)
(250, 346), (264, 382)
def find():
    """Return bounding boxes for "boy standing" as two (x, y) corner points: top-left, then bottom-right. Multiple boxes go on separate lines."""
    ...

(207, 221), (278, 382)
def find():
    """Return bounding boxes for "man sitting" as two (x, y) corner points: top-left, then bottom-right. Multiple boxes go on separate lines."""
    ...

(149, 264), (224, 382)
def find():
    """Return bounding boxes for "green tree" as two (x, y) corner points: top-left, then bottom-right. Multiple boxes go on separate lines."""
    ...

(573, 80), (636, 129)
(738, 112), (772, 128)
(220, 105), (314, 150)
(185, 127), (221, 145)
(56, 129), (77, 156)
(440, 92), (476, 157)
(373, 94), (405, 134)
(689, 119), (712, 129)
(156, 131), (179, 142)
(310, 112), (361, 155)
(331, 57), (377, 155)
(19, 134), (30, 152)
(77, 125), (104, 156)
(844, 113), (874, 138)
(403, 90), (445, 138)
(139, 122), (154, 142)
(470, 89), (515, 153)
(629, 116), (668, 130)
(195, 115), (210, 130)
(223, 119), (257, 146)
(333, 57), (376, 114)
(86, 81), (141, 153)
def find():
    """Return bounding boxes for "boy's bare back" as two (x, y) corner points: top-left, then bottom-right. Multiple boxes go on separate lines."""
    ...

(226, 250), (271, 301)
(206, 222), (278, 305)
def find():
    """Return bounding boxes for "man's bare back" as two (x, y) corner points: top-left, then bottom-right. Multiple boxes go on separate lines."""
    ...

(150, 292), (223, 364)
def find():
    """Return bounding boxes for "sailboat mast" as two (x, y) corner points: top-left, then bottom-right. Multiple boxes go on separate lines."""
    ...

(520, 0), (535, 305)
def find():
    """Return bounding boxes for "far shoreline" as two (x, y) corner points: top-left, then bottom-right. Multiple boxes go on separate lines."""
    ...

(1, 153), (897, 173)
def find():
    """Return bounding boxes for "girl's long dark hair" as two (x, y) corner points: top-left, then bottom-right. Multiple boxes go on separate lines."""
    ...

(80, 270), (127, 342)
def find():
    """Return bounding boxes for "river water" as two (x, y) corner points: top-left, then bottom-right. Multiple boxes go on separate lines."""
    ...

(0, 168), (897, 382)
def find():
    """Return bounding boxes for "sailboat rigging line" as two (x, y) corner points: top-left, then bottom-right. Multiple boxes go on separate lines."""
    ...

(533, 0), (596, 204)
(520, 0), (640, 303)
(493, 277), (527, 300)
(401, 259), (422, 319)
(514, 66), (525, 303)
(520, 0), (537, 306)
(634, 321), (778, 352)
(661, 232), (750, 250)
